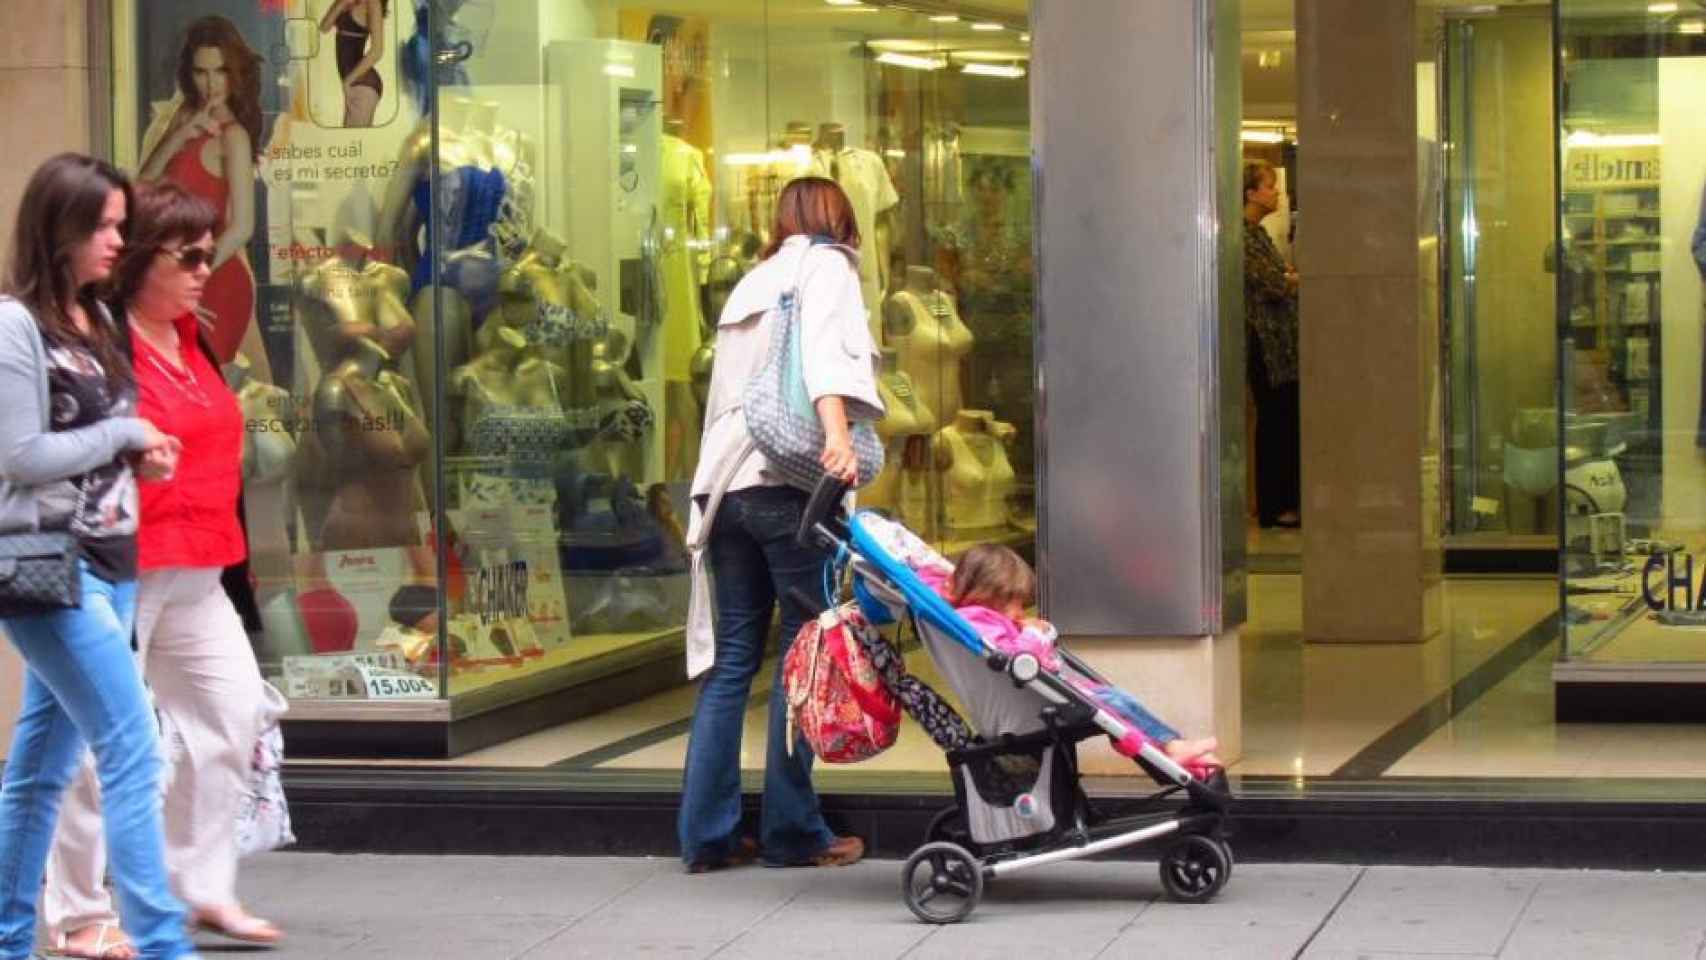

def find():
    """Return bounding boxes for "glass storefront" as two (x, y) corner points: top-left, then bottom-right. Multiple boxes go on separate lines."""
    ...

(1555, 0), (1706, 718)
(68, 0), (1706, 794)
(108, 0), (1035, 756)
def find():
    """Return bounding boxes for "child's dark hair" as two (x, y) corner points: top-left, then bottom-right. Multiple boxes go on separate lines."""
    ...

(949, 544), (1036, 611)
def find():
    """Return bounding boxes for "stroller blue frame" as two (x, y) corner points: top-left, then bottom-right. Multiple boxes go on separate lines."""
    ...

(795, 477), (1235, 923)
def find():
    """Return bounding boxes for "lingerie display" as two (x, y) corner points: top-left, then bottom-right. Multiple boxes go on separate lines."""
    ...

(163, 127), (256, 364)
(808, 143), (899, 333)
(891, 286), (975, 425)
(660, 134), (711, 366)
(865, 364), (936, 512)
(337, 5), (382, 96)
(408, 165), (509, 302)
(936, 411), (1018, 536)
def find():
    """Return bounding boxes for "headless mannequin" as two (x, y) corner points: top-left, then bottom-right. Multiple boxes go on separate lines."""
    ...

(888, 265), (973, 422)
(376, 96), (539, 414)
(478, 225), (602, 437)
(811, 122), (898, 338)
(691, 254), (746, 409)
(935, 408), (1017, 535)
(296, 229), (417, 384)
(226, 353), (297, 618)
(582, 327), (653, 481)
(864, 348), (936, 512)
(660, 114), (712, 480)
(299, 336), (431, 551)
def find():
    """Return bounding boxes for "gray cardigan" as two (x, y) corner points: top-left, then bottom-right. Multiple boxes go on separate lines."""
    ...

(0, 296), (149, 533)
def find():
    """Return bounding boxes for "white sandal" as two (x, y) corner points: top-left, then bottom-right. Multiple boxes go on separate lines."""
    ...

(45, 922), (136, 960)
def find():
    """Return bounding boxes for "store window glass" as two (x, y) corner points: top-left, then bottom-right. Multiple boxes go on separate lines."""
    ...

(1558, 4), (1706, 689)
(109, 0), (1035, 764)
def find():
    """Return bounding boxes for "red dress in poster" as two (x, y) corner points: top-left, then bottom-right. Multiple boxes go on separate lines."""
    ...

(163, 129), (257, 364)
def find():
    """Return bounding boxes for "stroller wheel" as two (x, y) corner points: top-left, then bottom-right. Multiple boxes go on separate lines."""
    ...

(1158, 834), (1231, 903)
(924, 806), (968, 847)
(902, 842), (984, 924)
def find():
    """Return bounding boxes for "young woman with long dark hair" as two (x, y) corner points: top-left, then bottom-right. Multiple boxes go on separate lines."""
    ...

(0, 153), (198, 960)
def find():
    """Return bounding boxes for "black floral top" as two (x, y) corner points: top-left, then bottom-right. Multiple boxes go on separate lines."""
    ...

(1243, 219), (1299, 387)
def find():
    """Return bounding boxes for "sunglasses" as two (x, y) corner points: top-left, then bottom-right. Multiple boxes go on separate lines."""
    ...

(159, 246), (216, 271)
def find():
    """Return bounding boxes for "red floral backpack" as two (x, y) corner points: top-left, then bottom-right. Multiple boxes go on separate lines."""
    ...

(784, 604), (902, 763)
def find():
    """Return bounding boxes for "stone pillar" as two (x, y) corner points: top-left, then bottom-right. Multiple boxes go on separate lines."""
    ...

(1296, 0), (1443, 643)
(0, 0), (100, 759)
(1033, 0), (1244, 773)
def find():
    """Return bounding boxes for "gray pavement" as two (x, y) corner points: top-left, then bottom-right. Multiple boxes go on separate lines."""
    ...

(192, 852), (1706, 959)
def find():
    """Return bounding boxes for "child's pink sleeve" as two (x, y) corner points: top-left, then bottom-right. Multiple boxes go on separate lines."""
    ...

(955, 605), (1024, 654)
(1015, 623), (1064, 672)
(915, 564), (953, 596)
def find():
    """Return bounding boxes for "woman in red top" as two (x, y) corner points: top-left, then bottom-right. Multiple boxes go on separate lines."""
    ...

(42, 182), (282, 959)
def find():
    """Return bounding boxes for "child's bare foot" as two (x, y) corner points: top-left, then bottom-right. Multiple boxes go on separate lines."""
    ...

(1164, 737), (1219, 763)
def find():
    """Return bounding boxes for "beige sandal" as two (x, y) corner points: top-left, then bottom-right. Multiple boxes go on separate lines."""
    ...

(45, 922), (136, 960)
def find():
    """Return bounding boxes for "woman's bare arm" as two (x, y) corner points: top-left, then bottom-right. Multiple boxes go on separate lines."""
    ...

(214, 125), (255, 268)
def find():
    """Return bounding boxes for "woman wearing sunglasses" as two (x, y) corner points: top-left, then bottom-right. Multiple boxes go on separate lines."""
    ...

(41, 181), (280, 960)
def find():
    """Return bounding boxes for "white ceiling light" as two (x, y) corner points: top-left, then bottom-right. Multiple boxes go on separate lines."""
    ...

(825, 0), (864, 5)
(962, 62), (1026, 78)
(972, 22), (1005, 31)
(1681, 19), (1706, 33)
(928, 14), (959, 22)
(1240, 130), (1286, 144)
(1649, 2), (1680, 13)
(875, 51), (948, 71)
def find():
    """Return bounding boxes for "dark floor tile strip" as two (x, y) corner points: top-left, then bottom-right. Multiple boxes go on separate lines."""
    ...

(551, 690), (774, 770)
(1329, 611), (1561, 780)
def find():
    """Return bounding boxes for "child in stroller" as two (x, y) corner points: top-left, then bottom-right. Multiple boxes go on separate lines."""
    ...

(932, 543), (1222, 770)
(796, 481), (1233, 922)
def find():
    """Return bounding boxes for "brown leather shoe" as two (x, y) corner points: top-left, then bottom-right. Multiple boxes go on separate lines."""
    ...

(686, 835), (759, 874)
(811, 835), (865, 867)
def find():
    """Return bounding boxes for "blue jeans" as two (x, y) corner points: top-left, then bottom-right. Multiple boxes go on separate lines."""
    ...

(679, 487), (836, 867)
(1091, 686), (1181, 744)
(0, 563), (194, 960)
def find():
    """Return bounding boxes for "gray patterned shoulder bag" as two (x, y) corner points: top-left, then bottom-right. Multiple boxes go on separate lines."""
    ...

(741, 245), (885, 491)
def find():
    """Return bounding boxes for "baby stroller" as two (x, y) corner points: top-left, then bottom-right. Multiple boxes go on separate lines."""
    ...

(795, 478), (1234, 923)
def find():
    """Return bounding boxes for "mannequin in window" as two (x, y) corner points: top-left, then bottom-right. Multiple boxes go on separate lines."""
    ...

(295, 225), (417, 382)
(660, 115), (712, 480)
(376, 96), (536, 400)
(863, 348), (937, 513)
(934, 408), (1018, 536)
(296, 335), (431, 551)
(886, 265), (974, 424)
(226, 353), (297, 624)
(689, 253), (747, 416)
(809, 121), (899, 338)
(581, 327), (655, 482)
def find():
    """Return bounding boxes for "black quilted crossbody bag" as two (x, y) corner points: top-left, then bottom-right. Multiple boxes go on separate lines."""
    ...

(0, 531), (81, 615)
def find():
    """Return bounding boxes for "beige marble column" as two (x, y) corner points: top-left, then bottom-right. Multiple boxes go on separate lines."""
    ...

(1296, 0), (1443, 643)
(0, 1), (97, 759)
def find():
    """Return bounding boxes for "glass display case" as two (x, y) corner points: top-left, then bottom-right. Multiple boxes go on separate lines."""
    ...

(110, 0), (1035, 755)
(1555, 0), (1706, 720)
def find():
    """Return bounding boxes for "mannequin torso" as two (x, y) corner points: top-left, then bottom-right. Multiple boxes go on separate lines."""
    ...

(890, 269), (973, 423)
(935, 409), (1016, 535)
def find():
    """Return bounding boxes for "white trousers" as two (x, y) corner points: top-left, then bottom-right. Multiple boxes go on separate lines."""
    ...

(43, 567), (269, 936)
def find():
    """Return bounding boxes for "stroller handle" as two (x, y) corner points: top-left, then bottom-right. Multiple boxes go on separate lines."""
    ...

(797, 474), (852, 551)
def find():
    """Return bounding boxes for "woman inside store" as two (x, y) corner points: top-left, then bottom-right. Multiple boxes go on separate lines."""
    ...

(678, 177), (883, 873)
(42, 181), (282, 959)
(0, 154), (199, 960)
(1242, 159), (1302, 529)
(319, 0), (388, 128)
(137, 15), (267, 384)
